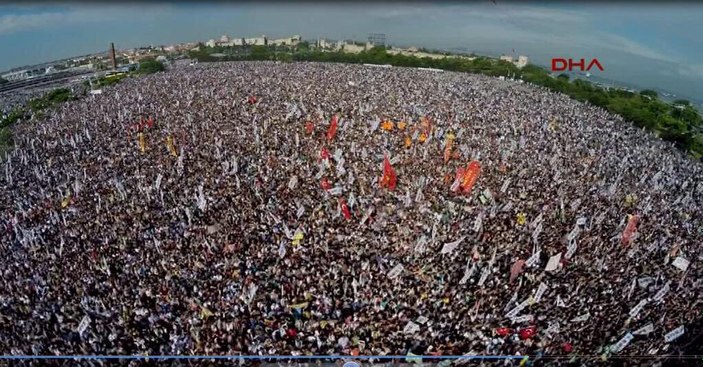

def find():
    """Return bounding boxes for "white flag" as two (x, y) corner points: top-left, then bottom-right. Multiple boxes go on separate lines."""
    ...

(570, 312), (590, 323)
(545, 253), (562, 272)
(288, 176), (298, 190)
(611, 332), (634, 353)
(388, 264), (404, 279)
(629, 298), (649, 319)
(511, 314), (533, 324)
(664, 326), (684, 343)
(633, 323), (654, 336)
(671, 256), (690, 272)
(534, 283), (548, 303)
(652, 281), (671, 302)
(526, 249), (541, 267)
(403, 321), (420, 334)
(441, 236), (465, 254)
(77, 315), (91, 336)
(414, 236), (428, 254)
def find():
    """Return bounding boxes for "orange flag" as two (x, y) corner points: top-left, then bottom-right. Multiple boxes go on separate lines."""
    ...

(621, 214), (639, 246)
(380, 155), (397, 191)
(453, 161), (481, 193)
(443, 133), (455, 163)
(327, 115), (339, 142)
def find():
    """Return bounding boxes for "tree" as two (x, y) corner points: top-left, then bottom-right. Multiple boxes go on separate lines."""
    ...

(0, 77), (8, 85)
(138, 58), (165, 74)
(673, 99), (690, 106)
(640, 89), (658, 98)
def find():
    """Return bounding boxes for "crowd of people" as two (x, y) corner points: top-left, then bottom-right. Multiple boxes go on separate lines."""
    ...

(0, 61), (700, 366)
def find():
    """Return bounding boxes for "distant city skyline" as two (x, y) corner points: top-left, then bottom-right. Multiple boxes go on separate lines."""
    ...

(1, 2), (702, 103)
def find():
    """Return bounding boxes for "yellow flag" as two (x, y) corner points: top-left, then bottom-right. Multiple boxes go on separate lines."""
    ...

(520, 356), (529, 367)
(138, 132), (146, 153)
(397, 121), (407, 130)
(625, 193), (637, 206)
(61, 196), (71, 208)
(292, 231), (304, 246)
(443, 133), (455, 163)
(166, 135), (177, 157)
(200, 307), (213, 320)
(289, 302), (309, 310)
(404, 136), (412, 148)
(419, 133), (427, 143)
(517, 212), (527, 225)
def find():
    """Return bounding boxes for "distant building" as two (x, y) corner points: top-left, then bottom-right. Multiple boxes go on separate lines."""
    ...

(317, 38), (336, 50)
(342, 41), (367, 54)
(231, 38), (245, 46)
(245, 35), (267, 46)
(270, 35), (302, 47)
(516, 55), (529, 68)
(206, 39), (217, 48)
(499, 55), (514, 63)
(220, 34), (230, 43)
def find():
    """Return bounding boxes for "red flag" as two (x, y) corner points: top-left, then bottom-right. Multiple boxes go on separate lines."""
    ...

(327, 115), (339, 142)
(319, 146), (331, 161)
(248, 96), (257, 105)
(305, 121), (314, 135)
(460, 161), (481, 194)
(145, 117), (154, 129)
(339, 198), (352, 220)
(519, 326), (536, 340)
(496, 327), (512, 337)
(320, 178), (331, 191)
(379, 155), (397, 191)
(509, 259), (525, 283)
(621, 214), (639, 246)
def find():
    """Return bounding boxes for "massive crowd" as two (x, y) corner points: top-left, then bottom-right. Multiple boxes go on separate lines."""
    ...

(0, 61), (700, 365)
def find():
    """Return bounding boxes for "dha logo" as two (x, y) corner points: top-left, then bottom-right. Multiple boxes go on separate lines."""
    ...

(551, 58), (604, 72)
(343, 362), (360, 367)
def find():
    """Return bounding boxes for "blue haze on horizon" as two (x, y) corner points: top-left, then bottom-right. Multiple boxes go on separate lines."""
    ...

(0, 2), (701, 103)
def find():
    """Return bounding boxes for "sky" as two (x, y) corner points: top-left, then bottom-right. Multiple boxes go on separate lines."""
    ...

(0, 2), (702, 102)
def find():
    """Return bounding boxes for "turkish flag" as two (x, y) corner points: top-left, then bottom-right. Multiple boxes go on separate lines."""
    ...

(519, 326), (536, 340)
(321, 178), (332, 191)
(339, 198), (352, 220)
(319, 146), (331, 161)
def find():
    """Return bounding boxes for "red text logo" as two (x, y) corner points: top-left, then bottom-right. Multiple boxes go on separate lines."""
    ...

(551, 58), (604, 72)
